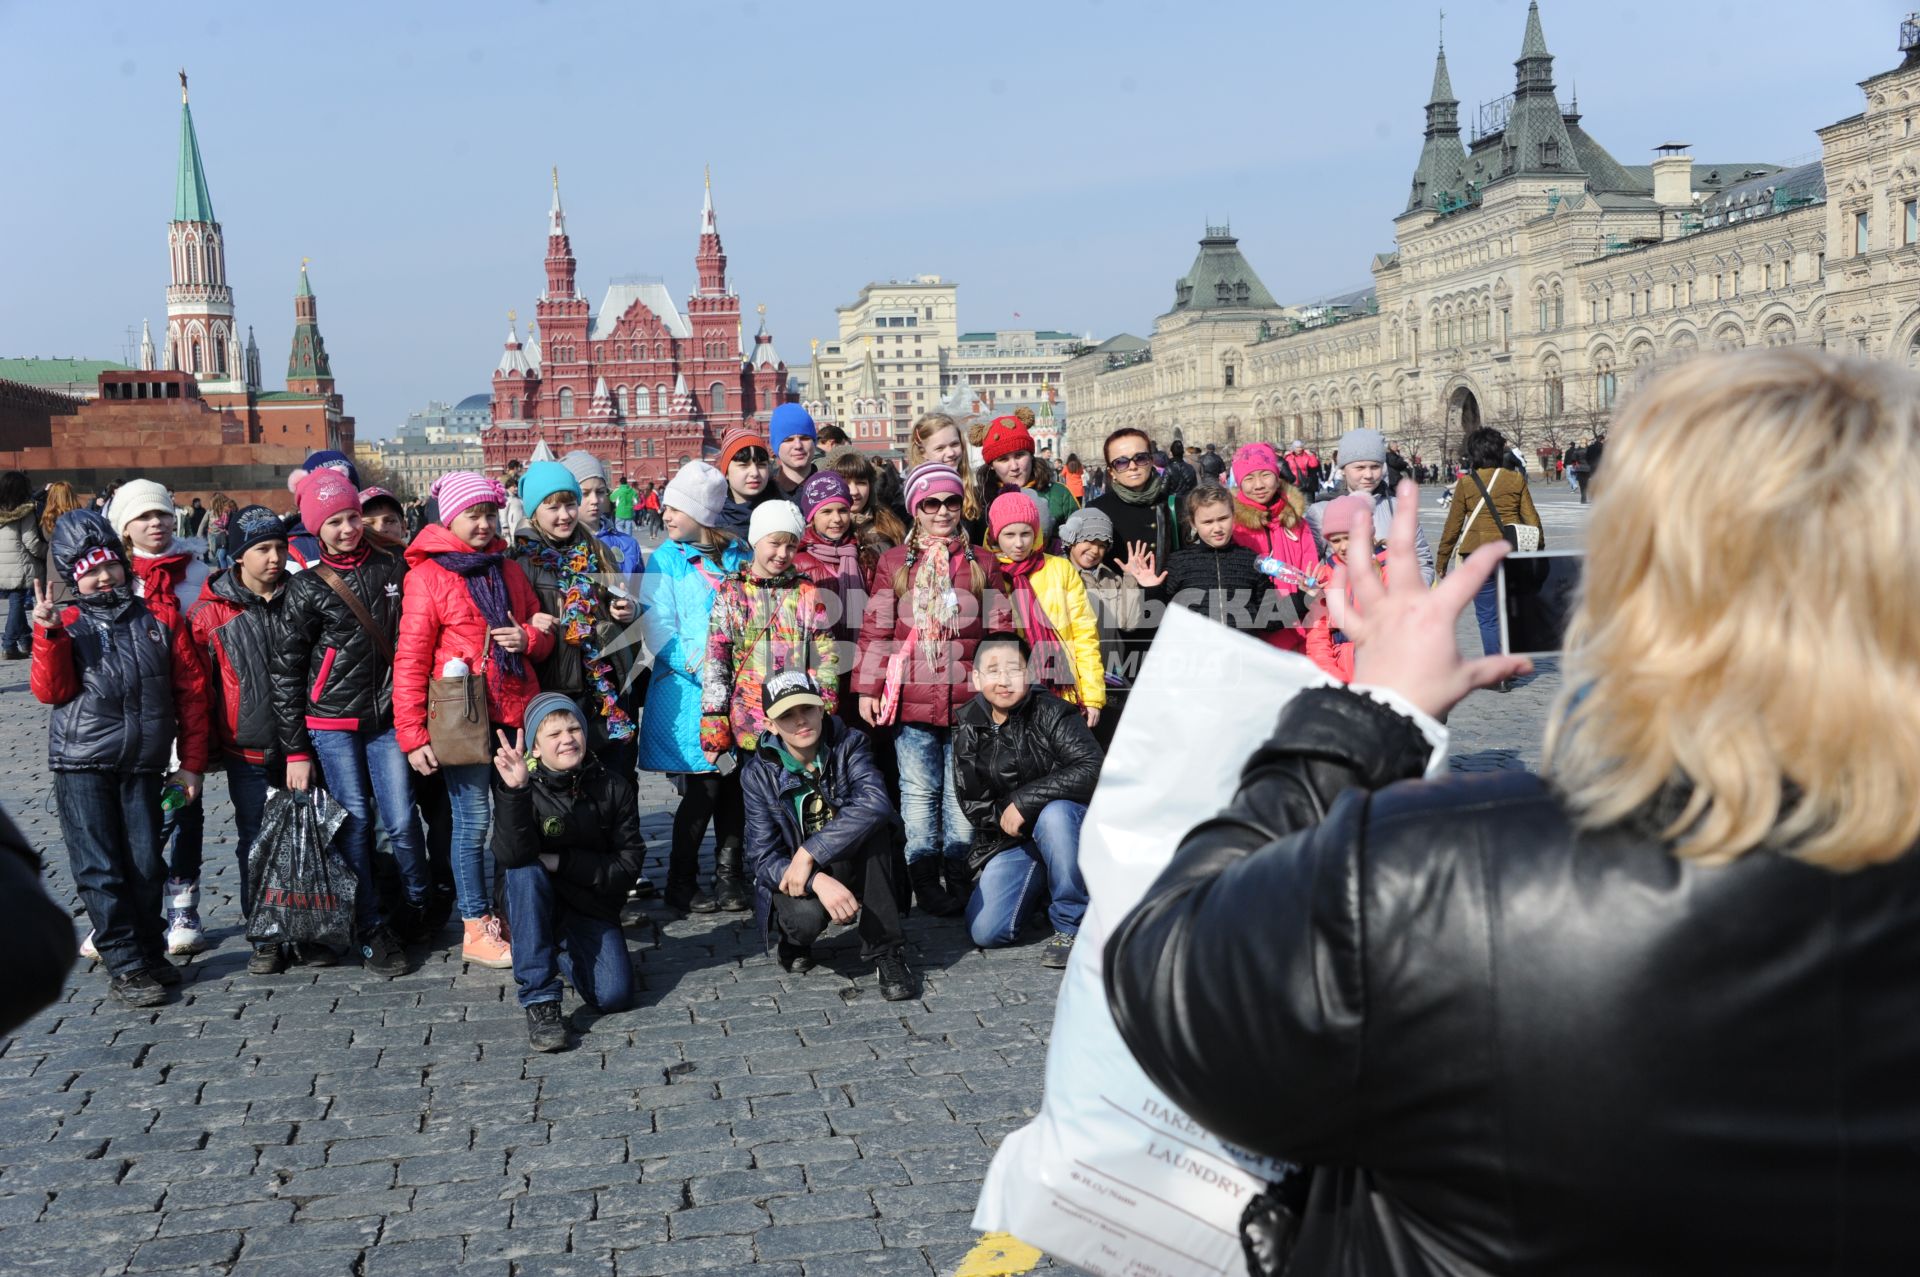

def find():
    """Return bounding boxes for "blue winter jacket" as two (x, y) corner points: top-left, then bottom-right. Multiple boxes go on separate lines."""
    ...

(740, 715), (900, 946)
(637, 538), (745, 774)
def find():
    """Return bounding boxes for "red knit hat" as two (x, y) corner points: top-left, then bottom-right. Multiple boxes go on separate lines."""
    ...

(716, 427), (769, 473)
(980, 415), (1035, 465)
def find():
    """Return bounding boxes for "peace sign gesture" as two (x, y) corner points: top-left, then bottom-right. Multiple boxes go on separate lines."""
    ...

(30, 579), (59, 632)
(492, 727), (530, 789)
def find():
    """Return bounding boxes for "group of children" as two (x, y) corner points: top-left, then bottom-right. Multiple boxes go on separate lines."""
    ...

(31, 404), (1397, 1050)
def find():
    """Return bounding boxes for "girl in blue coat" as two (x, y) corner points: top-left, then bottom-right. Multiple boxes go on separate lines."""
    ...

(639, 461), (746, 914)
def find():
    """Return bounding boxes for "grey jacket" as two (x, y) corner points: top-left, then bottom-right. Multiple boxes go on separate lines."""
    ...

(1306, 484), (1435, 586)
(0, 508), (45, 591)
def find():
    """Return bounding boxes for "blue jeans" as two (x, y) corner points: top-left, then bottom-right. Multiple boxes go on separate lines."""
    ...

(225, 759), (276, 917)
(444, 762), (496, 920)
(895, 724), (969, 865)
(1473, 576), (1503, 658)
(55, 771), (165, 975)
(502, 864), (635, 1011)
(310, 726), (429, 933)
(965, 800), (1089, 947)
(162, 789), (205, 883)
(2, 585), (28, 654)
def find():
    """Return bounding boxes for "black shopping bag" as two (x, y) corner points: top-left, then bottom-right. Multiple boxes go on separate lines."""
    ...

(245, 788), (356, 951)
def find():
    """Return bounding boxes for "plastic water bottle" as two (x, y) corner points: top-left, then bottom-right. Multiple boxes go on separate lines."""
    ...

(1254, 556), (1285, 577)
(442, 657), (469, 678)
(160, 783), (189, 813)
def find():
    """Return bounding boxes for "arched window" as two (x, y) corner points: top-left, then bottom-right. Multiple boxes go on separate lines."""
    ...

(709, 382), (727, 413)
(215, 336), (228, 374)
(190, 339), (203, 373)
(205, 242), (217, 283)
(617, 386), (631, 416)
(656, 383), (668, 410)
(558, 387), (575, 418)
(509, 395), (519, 417)
(634, 384), (651, 415)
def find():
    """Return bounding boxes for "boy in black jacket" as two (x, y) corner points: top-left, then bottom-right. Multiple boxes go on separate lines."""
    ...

(493, 693), (646, 1052)
(741, 670), (914, 1001)
(952, 633), (1102, 968)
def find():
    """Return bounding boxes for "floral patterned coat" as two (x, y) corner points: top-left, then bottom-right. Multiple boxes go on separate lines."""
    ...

(700, 569), (839, 753)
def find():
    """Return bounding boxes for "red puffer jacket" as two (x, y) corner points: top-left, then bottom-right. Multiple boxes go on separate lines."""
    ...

(852, 540), (1008, 729)
(394, 524), (554, 754)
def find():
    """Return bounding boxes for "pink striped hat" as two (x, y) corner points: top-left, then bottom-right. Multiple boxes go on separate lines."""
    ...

(432, 471), (507, 525)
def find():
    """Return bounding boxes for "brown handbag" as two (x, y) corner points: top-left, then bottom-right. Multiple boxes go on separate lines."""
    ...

(425, 670), (492, 766)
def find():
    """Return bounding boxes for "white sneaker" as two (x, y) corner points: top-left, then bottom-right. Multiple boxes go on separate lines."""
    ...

(164, 878), (209, 955)
(79, 930), (99, 961)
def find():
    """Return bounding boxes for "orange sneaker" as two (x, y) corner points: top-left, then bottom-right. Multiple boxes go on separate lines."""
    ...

(462, 915), (513, 969)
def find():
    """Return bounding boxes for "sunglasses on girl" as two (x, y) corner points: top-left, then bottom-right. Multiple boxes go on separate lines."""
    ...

(917, 495), (964, 514)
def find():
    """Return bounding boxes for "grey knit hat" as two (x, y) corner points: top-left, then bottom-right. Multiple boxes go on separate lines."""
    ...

(523, 692), (586, 742)
(1060, 507), (1115, 546)
(1336, 427), (1387, 468)
(560, 449), (609, 489)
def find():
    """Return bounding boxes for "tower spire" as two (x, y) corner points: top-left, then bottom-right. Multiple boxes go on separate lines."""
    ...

(286, 261), (333, 395)
(139, 320), (156, 371)
(702, 163), (715, 233)
(1405, 30), (1465, 214)
(167, 72), (238, 386)
(549, 165), (566, 235)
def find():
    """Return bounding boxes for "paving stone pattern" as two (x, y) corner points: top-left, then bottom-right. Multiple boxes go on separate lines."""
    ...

(0, 482), (1579, 1275)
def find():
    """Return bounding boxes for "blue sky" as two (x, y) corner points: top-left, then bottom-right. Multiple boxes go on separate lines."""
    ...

(1, 1), (1907, 438)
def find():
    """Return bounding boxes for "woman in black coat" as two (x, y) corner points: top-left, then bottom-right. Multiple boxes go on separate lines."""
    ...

(1106, 349), (1920, 1276)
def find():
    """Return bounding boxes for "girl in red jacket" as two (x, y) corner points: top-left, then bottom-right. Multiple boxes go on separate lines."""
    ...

(396, 472), (556, 969)
(853, 462), (1007, 919)
(1229, 443), (1320, 654)
(1305, 494), (1386, 684)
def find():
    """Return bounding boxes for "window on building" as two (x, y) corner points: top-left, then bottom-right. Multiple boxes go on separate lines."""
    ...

(925, 307), (934, 319)
(1785, 257), (1794, 285)
(1537, 299), (1549, 330)
(1856, 210), (1870, 256)
(1907, 200), (1918, 246)
(1598, 367), (1618, 408)
(906, 316), (917, 327)
(558, 387), (575, 417)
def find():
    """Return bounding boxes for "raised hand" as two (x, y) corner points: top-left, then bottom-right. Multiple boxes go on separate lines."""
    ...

(492, 727), (529, 789)
(30, 579), (58, 631)
(1331, 479), (1532, 719)
(1120, 541), (1166, 587)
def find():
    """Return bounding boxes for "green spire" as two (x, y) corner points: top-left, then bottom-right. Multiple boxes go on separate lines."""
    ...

(1430, 43), (1455, 106)
(1520, 1), (1549, 60)
(174, 93), (217, 224)
(296, 259), (313, 297)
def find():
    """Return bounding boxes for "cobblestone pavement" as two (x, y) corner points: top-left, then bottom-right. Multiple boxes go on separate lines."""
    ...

(0, 483), (1582, 1276)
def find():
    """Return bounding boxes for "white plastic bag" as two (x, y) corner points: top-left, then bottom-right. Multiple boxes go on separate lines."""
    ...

(973, 608), (1346, 1275)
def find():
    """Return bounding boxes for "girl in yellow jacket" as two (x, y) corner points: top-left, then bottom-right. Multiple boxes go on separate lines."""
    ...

(987, 491), (1105, 727)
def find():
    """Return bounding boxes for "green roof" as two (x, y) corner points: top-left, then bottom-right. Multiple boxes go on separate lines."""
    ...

(296, 263), (313, 297)
(1167, 229), (1279, 314)
(0, 357), (126, 386)
(175, 102), (217, 223)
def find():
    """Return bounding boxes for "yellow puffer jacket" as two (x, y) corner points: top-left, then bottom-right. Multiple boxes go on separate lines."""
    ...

(996, 552), (1106, 710)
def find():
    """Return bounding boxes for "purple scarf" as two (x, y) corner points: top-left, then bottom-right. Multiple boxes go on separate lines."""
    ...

(434, 550), (524, 678)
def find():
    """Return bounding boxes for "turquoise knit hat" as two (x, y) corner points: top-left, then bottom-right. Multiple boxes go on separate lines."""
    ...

(519, 460), (582, 513)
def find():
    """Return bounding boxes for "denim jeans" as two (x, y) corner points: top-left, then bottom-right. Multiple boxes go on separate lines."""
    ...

(895, 724), (970, 865)
(443, 761), (496, 920)
(162, 789), (205, 883)
(225, 759), (277, 917)
(55, 771), (166, 975)
(310, 726), (429, 933)
(502, 864), (635, 1011)
(1473, 576), (1503, 658)
(964, 800), (1089, 948)
(1, 585), (28, 654)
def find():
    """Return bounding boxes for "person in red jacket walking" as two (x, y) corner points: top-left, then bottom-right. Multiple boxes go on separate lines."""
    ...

(396, 471), (556, 970)
(33, 510), (210, 1008)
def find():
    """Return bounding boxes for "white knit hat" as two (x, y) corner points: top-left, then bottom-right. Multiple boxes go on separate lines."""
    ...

(662, 460), (727, 529)
(106, 479), (174, 536)
(747, 499), (805, 547)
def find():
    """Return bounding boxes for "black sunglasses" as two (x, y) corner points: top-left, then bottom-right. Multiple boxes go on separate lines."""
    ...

(917, 495), (964, 514)
(1108, 450), (1154, 470)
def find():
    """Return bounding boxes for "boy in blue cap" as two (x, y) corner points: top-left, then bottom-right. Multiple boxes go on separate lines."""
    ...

(769, 403), (818, 501)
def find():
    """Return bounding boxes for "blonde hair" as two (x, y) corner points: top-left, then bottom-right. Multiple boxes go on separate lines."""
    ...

(1544, 348), (1920, 870)
(40, 481), (81, 536)
(908, 412), (983, 521)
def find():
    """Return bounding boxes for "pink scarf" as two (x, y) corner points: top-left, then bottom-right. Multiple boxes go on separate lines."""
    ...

(1003, 554), (1074, 694)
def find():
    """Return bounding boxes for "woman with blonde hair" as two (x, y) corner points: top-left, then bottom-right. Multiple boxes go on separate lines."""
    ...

(907, 412), (986, 542)
(1108, 347), (1920, 1275)
(37, 481), (83, 605)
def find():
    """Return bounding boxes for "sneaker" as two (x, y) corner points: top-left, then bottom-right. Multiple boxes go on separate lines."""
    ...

(876, 953), (916, 1002)
(79, 930), (99, 962)
(525, 1001), (569, 1053)
(164, 879), (209, 955)
(629, 875), (657, 899)
(107, 969), (169, 1008)
(462, 915), (513, 969)
(1040, 932), (1075, 970)
(777, 939), (816, 974)
(146, 960), (183, 987)
(247, 942), (287, 976)
(360, 925), (409, 979)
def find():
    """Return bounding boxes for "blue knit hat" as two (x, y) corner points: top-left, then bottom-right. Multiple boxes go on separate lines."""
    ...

(519, 460), (582, 514)
(769, 403), (817, 452)
(523, 692), (587, 744)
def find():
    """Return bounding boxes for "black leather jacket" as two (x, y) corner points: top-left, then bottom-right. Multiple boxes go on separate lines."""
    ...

(491, 755), (646, 923)
(269, 546), (407, 759)
(952, 690), (1102, 872)
(1106, 687), (1920, 1276)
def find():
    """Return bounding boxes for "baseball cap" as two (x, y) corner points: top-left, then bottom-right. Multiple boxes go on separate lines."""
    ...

(763, 668), (826, 721)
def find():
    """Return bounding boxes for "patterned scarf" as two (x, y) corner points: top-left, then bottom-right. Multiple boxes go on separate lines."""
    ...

(1002, 554), (1075, 694)
(902, 529), (972, 665)
(800, 527), (865, 640)
(528, 533), (634, 740)
(432, 550), (524, 679)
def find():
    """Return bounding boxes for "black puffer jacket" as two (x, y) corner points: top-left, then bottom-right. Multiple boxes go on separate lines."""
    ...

(189, 568), (285, 764)
(952, 690), (1102, 872)
(269, 545), (407, 759)
(491, 755), (646, 923)
(511, 527), (641, 748)
(1107, 687), (1920, 1276)
(1163, 539), (1298, 635)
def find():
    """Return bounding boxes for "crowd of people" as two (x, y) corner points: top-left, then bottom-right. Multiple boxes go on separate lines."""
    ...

(14, 396), (1550, 1054)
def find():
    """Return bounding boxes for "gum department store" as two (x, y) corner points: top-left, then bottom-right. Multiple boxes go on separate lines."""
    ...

(1063, 4), (1920, 464)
